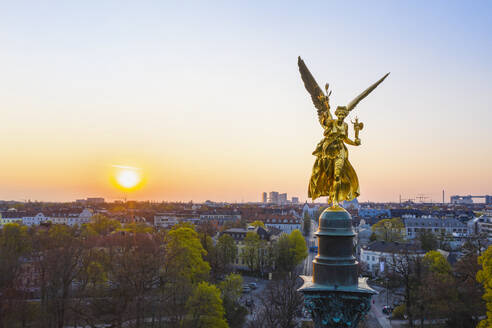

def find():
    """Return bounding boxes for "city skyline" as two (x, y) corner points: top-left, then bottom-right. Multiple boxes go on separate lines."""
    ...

(1, 1), (491, 203)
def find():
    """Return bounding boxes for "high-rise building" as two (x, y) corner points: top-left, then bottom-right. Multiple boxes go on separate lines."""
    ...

(292, 197), (299, 204)
(269, 191), (279, 204)
(262, 192), (267, 203)
(279, 193), (288, 204)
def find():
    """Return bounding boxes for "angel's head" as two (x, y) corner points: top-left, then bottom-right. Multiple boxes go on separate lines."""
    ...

(334, 106), (348, 120)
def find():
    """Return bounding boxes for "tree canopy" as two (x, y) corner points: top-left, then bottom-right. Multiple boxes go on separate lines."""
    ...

(371, 218), (405, 242)
(477, 245), (492, 328)
(186, 282), (228, 328)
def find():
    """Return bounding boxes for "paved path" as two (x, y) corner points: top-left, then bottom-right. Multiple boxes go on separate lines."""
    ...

(302, 218), (318, 276)
(368, 285), (394, 328)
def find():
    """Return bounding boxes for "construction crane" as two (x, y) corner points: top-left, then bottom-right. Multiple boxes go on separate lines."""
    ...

(416, 194), (430, 203)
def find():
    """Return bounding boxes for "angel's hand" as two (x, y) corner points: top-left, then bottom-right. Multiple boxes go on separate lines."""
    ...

(354, 138), (361, 146)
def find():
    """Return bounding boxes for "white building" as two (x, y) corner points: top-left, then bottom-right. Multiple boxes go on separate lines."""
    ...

(1, 209), (93, 227)
(21, 213), (51, 226)
(468, 212), (492, 239)
(302, 202), (320, 218)
(0, 216), (23, 226)
(154, 215), (179, 229)
(403, 217), (468, 239)
(360, 241), (425, 276)
(262, 216), (302, 234)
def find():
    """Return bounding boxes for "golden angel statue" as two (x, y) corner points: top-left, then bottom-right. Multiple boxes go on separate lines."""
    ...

(298, 57), (389, 207)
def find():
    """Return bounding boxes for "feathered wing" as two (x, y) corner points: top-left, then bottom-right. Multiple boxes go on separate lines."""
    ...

(346, 73), (390, 112)
(298, 56), (332, 120)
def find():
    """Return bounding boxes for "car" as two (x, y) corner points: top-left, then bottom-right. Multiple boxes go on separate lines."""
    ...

(248, 282), (257, 289)
(242, 286), (251, 293)
(382, 306), (393, 315)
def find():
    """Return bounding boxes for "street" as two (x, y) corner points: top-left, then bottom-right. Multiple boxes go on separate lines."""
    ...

(302, 216), (318, 276)
(366, 285), (407, 328)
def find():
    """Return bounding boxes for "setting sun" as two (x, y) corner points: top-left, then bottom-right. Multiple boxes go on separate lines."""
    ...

(111, 165), (142, 190)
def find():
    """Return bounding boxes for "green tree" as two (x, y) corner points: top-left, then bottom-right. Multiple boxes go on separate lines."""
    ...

(243, 232), (261, 272)
(275, 230), (308, 273)
(477, 245), (492, 328)
(84, 214), (121, 236)
(219, 274), (247, 328)
(166, 227), (210, 283)
(289, 230), (308, 265)
(450, 248), (485, 327)
(419, 251), (456, 323)
(185, 282), (228, 328)
(371, 218), (405, 242)
(275, 234), (292, 273)
(216, 234), (237, 275)
(33, 224), (85, 328)
(418, 230), (438, 252)
(118, 222), (153, 234)
(0, 223), (31, 328)
(424, 250), (451, 276)
(164, 227), (211, 324)
(250, 220), (265, 229)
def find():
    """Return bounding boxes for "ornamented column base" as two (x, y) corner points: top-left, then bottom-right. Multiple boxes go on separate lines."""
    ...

(299, 276), (376, 328)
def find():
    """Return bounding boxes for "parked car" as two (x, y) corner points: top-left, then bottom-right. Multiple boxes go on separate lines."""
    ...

(248, 282), (257, 289)
(242, 286), (251, 293)
(382, 306), (393, 315)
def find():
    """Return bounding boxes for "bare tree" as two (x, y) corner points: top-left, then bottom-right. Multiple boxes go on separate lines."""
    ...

(247, 273), (304, 328)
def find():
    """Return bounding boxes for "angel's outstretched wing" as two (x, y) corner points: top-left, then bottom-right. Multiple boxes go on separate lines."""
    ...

(346, 73), (390, 112)
(298, 56), (332, 121)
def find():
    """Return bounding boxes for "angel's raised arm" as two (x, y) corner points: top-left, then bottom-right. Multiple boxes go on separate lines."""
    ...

(298, 57), (332, 126)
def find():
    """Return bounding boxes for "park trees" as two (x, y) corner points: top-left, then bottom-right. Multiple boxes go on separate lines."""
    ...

(275, 230), (308, 273)
(162, 226), (210, 324)
(185, 282), (228, 328)
(417, 229), (438, 252)
(100, 233), (164, 328)
(83, 214), (121, 236)
(215, 234), (238, 278)
(418, 251), (456, 323)
(250, 220), (265, 229)
(248, 273), (303, 328)
(0, 223), (31, 328)
(219, 274), (247, 328)
(385, 248), (485, 328)
(385, 250), (423, 328)
(201, 233), (237, 281)
(477, 245), (492, 328)
(32, 224), (85, 328)
(0, 220), (238, 328)
(243, 232), (262, 272)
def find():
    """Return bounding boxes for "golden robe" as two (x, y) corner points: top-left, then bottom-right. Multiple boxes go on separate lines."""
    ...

(308, 121), (360, 202)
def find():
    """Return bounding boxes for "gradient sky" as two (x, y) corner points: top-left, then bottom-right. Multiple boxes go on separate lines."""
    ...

(1, 1), (491, 203)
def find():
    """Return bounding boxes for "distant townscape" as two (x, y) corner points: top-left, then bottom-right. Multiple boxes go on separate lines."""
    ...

(1, 195), (491, 327)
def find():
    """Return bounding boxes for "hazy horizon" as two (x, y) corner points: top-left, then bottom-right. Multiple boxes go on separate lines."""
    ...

(1, 1), (491, 203)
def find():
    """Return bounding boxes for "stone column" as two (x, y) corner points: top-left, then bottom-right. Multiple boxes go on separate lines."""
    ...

(299, 207), (376, 328)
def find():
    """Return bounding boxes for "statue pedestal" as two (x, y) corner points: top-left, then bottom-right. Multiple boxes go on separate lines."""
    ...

(298, 207), (376, 327)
